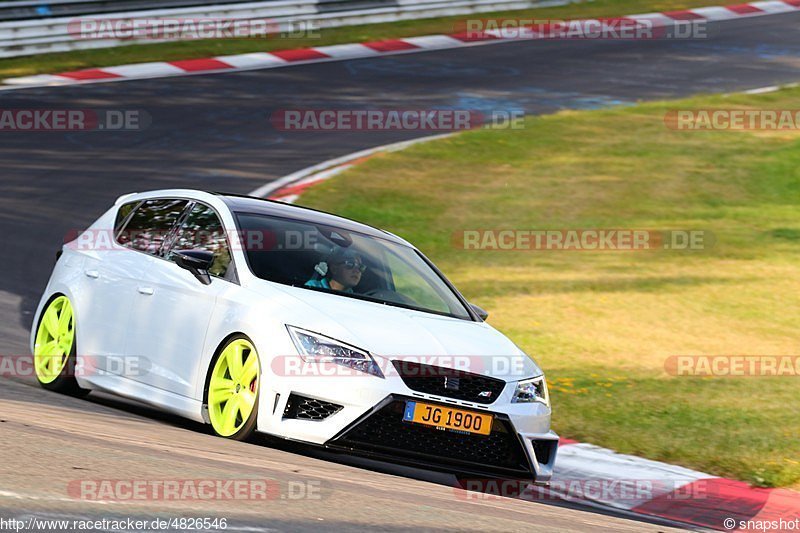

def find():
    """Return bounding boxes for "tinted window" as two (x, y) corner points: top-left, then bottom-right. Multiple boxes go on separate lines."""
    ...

(166, 202), (232, 278)
(117, 199), (188, 255)
(386, 251), (450, 314)
(236, 213), (471, 320)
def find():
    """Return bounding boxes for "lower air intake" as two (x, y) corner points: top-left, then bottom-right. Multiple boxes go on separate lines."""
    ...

(283, 394), (343, 421)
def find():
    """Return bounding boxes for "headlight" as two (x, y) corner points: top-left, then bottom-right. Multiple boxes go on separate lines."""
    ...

(286, 326), (384, 378)
(512, 376), (549, 406)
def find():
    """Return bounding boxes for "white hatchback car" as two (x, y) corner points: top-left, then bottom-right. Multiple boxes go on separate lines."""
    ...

(31, 189), (558, 482)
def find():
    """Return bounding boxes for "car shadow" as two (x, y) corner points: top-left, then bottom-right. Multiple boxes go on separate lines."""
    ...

(74, 385), (689, 530)
(0, 373), (693, 530)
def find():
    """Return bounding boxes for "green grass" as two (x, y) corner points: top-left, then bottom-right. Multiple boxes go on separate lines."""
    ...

(1, 0), (743, 80)
(298, 88), (800, 489)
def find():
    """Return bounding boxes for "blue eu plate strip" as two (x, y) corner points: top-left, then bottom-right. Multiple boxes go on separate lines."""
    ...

(403, 401), (416, 421)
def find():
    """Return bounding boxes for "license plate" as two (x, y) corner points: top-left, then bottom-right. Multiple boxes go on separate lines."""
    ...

(403, 401), (492, 435)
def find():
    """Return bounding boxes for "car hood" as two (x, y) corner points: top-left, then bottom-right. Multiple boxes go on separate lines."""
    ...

(257, 282), (543, 382)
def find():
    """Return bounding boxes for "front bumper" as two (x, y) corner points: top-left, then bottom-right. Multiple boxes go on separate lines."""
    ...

(322, 395), (558, 482)
(258, 363), (558, 482)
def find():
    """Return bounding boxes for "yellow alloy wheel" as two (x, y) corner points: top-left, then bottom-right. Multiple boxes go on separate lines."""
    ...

(208, 337), (260, 438)
(34, 295), (74, 384)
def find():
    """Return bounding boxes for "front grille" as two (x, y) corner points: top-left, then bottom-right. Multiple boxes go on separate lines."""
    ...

(392, 360), (506, 404)
(332, 398), (531, 477)
(283, 394), (343, 421)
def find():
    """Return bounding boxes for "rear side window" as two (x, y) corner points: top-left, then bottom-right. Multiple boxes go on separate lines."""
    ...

(165, 202), (232, 278)
(117, 199), (189, 255)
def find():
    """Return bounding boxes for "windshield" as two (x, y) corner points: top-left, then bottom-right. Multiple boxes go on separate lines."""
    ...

(235, 212), (472, 320)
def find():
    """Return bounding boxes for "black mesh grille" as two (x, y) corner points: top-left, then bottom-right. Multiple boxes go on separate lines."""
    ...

(283, 394), (343, 421)
(392, 360), (506, 404)
(333, 399), (531, 475)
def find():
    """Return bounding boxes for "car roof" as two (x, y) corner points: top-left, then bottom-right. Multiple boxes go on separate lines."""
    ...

(214, 192), (413, 247)
(116, 189), (413, 247)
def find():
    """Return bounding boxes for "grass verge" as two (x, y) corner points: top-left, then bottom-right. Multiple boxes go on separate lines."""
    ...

(1, 0), (742, 80)
(298, 87), (800, 489)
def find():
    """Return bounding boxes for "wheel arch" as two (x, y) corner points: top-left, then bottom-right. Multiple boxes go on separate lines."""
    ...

(30, 290), (78, 354)
(201, 331), (258, 407)
(201, 331), (262, 436)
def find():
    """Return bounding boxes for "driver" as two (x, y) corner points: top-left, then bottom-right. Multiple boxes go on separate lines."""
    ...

(305, 247), (366, 293)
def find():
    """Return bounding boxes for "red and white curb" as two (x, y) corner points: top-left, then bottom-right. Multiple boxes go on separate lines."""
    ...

(250, 133), (454, 201)
(555, 440), (800, 531)
(255, 140), (800, 532)
(6, 0), (800, 89)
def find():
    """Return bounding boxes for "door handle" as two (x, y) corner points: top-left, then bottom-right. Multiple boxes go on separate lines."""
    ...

(84, 270), (100, 279)
(138, 287), (154, 295)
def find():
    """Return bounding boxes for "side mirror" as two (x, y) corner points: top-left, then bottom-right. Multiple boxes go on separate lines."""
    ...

(470, 303), (489, 321)
(174, 250), (214, 285)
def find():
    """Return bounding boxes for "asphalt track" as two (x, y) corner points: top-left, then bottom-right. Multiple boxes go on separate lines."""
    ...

(2, 11), (800, 531)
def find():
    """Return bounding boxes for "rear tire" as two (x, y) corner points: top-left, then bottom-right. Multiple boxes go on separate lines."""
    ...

(33, 295), (89, 397)
(205, 335), (260, 441)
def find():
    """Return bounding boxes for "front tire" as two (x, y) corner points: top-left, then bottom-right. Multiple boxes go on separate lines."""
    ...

(33, 295), (88, 396)
(205, 335), (260, 441)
